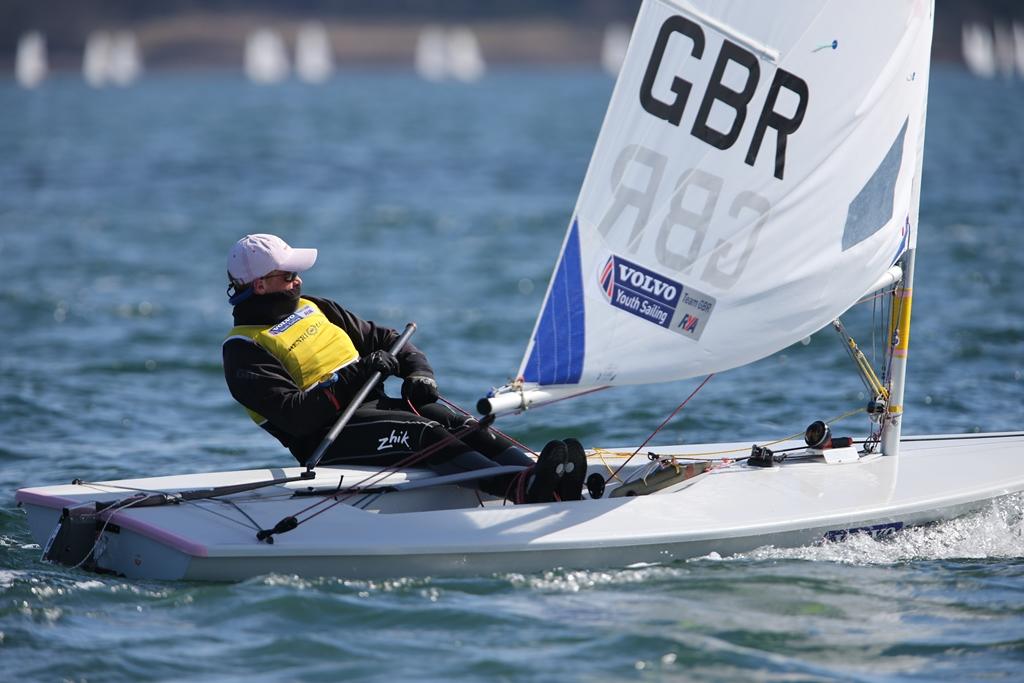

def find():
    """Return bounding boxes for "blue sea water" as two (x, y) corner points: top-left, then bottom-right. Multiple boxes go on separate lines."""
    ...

(1, 65), (1022, 681)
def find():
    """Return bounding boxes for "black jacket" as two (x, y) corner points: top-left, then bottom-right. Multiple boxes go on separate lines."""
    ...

(222, 292), (433, 460)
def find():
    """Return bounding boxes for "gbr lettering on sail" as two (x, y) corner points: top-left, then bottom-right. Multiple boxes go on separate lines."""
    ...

(597, 12), (808, 290)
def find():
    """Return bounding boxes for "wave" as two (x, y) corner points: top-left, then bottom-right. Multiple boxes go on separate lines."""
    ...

(733, 493), (1024, 564)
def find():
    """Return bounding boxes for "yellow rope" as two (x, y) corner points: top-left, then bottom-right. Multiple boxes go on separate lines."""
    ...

(592, 447), (629, 481)
(589, 405), (867, 479)
(849, 337), (890, 400)
(834, 318), (890, 401)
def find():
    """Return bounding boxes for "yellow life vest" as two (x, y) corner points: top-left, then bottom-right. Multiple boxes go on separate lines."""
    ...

(225, 298), (360, 424)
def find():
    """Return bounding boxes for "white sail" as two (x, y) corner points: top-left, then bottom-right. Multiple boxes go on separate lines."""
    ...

(602, 23), (632, 77)
(447, 27), (486, 82)
(83, 31), (113, 87)
(415, 25), (485, 82)
(16, 31), (47, 88)
(1016, 23), (1024, 78)
(245, 29), (289, 84)
(82, 31), (143, 88)
(962, 23), (997, 79)
(108, 32), (143, 86)
(296, 22), (334, 84)
(495, 0), (933, 408)
(993, 23), (1017, 79)
(415, 25), (448, 81)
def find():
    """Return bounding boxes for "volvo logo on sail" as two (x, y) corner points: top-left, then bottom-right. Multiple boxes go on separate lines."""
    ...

(599, 255), (716, 341)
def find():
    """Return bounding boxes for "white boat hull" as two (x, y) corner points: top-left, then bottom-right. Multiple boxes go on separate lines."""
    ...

(16, 433), (1024, 581)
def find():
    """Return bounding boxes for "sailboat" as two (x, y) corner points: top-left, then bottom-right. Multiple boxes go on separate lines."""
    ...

(446, 26), (486, 83)
(1016, 23), (1024, 78)
(108, 32), (143, 87)
(962, 23), (997, 79)
(601, 23), (631, 77)
(81, 31), (143, 88)
(414, 25), (486, 83)
(295, 22), (334, 84)
(414, 25), (449, 82)
(15, 31), (47, 89)
(16, 0), (1024, 582)
(244, 28), (290, 84)
(82, 31), (113, 88)
(993, 23), (1018, 80)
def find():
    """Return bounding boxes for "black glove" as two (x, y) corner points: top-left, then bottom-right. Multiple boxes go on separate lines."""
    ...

(402, 375), (439, 406)
(363, 350), (400, 378)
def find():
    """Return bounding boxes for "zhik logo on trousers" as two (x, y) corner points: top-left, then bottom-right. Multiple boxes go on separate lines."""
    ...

(377, 430), (411, 451)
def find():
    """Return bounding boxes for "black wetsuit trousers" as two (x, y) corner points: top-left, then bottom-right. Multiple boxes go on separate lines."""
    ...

(316, 398), (533, 498)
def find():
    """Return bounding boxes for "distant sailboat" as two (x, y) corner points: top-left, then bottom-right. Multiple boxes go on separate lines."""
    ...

(108, 32), (143, 86)
(15, 31), (47, 89)
(245, 29), (289, 84)
(1015, 23), (1024, 78)
(993, 23), (1017, 79)
(962, 23), (997, 79)
(414, 25), (448, 82)
(83, 32), (113, 87)
(447, 26), (485, 82)
(414, 25), (485, 83)
(295, 22), (334, 84)
(82, 31), (143, 87)
(601, 23), (631, 77)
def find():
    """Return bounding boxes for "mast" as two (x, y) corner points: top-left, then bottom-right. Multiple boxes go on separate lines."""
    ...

(882, 0), (933, 458)
(881, 248), (915, 457)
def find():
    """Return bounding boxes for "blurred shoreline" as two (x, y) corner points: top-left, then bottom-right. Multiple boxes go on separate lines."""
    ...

(129, 16), (615, 69)
(13, 13), (633, 72)
(4, 2), (1024, 73)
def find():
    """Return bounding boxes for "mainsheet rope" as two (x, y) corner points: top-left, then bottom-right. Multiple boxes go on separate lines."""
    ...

(591, 404), (869, 480)
(414, 396), (538, 504)
(602, 374), (716, 485)
(438, 396), (538, 456)
(440, 381), (721, 493)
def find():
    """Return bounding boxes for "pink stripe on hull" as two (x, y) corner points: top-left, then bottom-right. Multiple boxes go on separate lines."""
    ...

(103, 511), (210, 558)
(16, 489), (209, 558)
(16, 490), (80, 509)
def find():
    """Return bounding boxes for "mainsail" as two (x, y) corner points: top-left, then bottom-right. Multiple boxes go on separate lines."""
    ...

(484, 0), (933, 414)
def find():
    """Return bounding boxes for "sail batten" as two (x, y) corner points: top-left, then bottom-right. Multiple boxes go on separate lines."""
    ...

(503, 0), (934, 399)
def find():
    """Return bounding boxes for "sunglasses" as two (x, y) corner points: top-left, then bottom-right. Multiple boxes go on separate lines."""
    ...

(262, 271), (298, 282)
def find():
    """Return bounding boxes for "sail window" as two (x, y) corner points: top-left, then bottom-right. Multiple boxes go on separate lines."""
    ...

(842, 119), (908, 251)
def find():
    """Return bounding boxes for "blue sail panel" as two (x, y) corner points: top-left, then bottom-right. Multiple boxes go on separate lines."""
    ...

(523, 220), (585, 385)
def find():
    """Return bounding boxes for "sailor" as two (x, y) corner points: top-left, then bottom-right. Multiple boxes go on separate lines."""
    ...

(222, 233), (587, 503)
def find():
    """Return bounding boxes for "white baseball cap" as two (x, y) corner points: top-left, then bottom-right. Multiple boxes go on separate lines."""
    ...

(227, 234), (318, 284)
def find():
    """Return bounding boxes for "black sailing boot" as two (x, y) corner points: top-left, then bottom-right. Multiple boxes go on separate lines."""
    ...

(558, 438), (588, 501)
(525, 440), (567, 503)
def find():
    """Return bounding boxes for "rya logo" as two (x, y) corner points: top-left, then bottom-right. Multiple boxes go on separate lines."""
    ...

(377, 429), (411, 451)
(676, 313), (699, 334)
